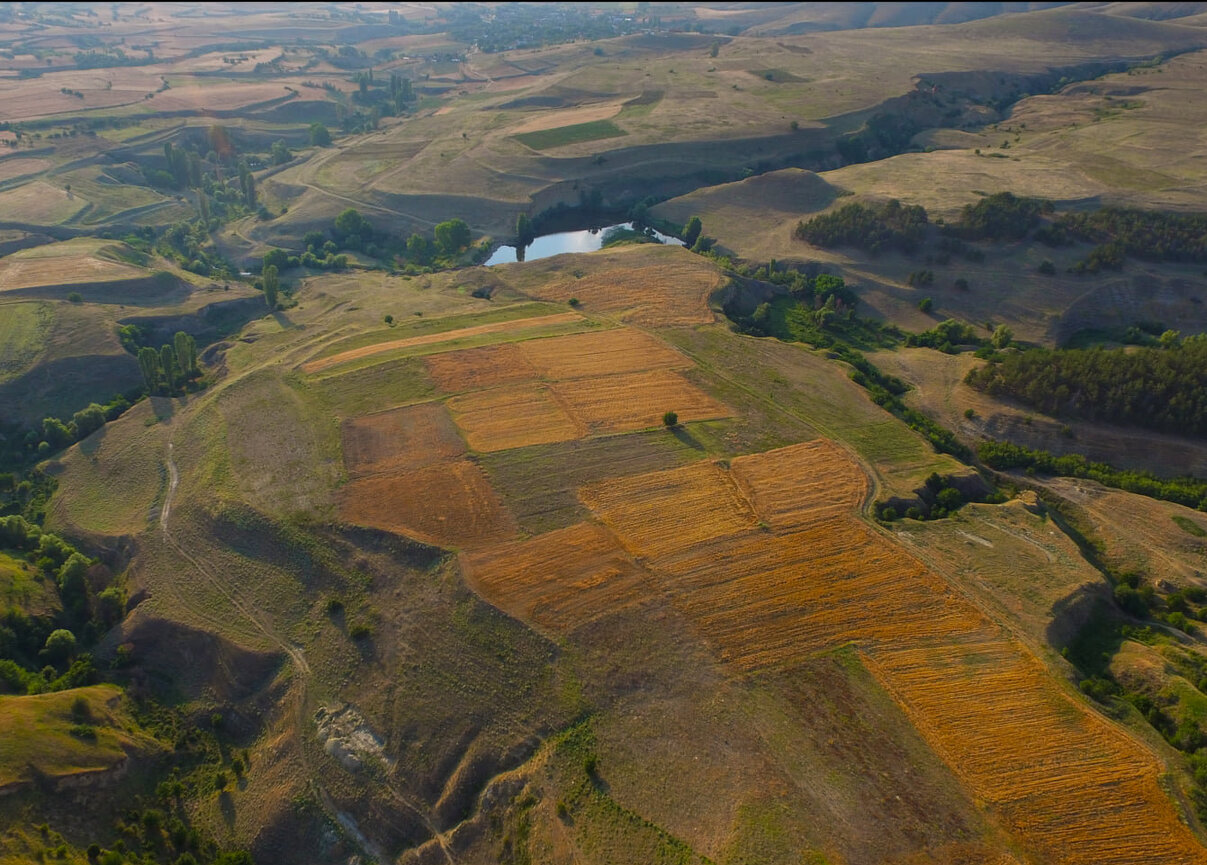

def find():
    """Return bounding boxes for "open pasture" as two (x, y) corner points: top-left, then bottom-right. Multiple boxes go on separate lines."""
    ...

(300, 311), (584, 374)
(339, 460), (515, 550)
(0, 157), (50, 183)
(340, 402), (465, 478)
(501, 245), (724, 327)
(460, 522), (651, 632)
(0, 181), (88, 226)
(549, 368), (732, 434)
(446, 383), (583, 452)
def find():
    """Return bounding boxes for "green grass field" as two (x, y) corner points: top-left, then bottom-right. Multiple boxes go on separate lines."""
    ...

(514, 119), (629, 149)
(0, 301), (50, 381)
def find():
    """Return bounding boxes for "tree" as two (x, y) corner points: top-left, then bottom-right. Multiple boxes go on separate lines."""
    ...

(991, 324), (1013, 349)
(270, 139), (291, 165)
(662, 410), (678, 428)
(516, 213), (535, 247)
(434, 218), (471, 256)
(137, 346), (162, 392)
(174, 331), (197, 377)
(918, 297), (934, 313)
(71, 404), (106, 439)
(262, 264), (279, 309)
(683, 215), (702, 248)
(406, 233), (432, 265)
(334, 208), (369, 242)
(43, 629), (77, 664)
(160, 345), (178, 391)
(309, 122), (332, 147)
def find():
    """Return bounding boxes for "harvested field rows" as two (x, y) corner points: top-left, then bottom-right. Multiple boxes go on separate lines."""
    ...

(302, 311), (584, 374)
(581, 459), (759, 561)
(549, 369), (731, 435)
(460, 522), (651, 631)
(866, 640), (1206, 865)
(515, 327), (687, 381)
(340, 403), (464, 478)
(447, 384), (583, 452)
(570, 439), (1207, 864)
(423, 342), (538, 392)
(339, 460), (515, 550)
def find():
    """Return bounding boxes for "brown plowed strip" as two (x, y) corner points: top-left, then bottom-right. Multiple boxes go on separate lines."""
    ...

(302, 312), (583, 374)
(339, 460), (516, 550)
(423, 342), (540, 392)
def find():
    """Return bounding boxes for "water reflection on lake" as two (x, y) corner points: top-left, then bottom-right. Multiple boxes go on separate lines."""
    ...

(484, 222), (683, 266)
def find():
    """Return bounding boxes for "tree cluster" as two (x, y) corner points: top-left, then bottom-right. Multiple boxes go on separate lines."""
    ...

(1055, 206), (1207, 265)
(136, 331), (199, 395)
(947, 191), (1049, 242)
(965, 336), (1207, 436)
(795, 199), (929, 255)
(0, 515), (120, 695)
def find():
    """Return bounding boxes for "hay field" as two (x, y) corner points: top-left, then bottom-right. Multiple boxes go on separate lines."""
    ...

(447, 383), (583, 452)
(423, 342), (539, 392)
(340, 402), (465, 478)
(549, 368), (732, 434)
(460, 522), (652, 632)
(0, 301), (50, 381)
(517, 327), (689, 381)
(499, 245), (724, 327)
(0, 157), (50, 183)
(301, 311), (584, 374)
(575, 439), (1207, 862)
(339, 460), (516, 550)
(0, 239), (141, 292)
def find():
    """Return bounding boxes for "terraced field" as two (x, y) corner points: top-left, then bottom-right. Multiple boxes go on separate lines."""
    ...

(572, 439), (1207, 863)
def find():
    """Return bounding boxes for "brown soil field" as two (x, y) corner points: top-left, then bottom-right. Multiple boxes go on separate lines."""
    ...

(581, 459), (761, 562)
(549, 368), (732, 434)
(446, 383), (583, 452)
(340, 403), (465, 478)
(147, 82), (300, 112)
(575, 439), (1207, 862)
(729, 438), (869, 528)
(460, 522), (652, 632)
(339, 460), (515, 550)
(501, 245), (723, 327)
(423, 342), (539, 392)
(301, 311), (583, 374)
(516, 327), (689, 381)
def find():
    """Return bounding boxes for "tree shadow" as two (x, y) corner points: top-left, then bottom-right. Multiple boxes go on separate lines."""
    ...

(218, 790), (236, 826)
(78, 424), (109, 457)
(671, 425), (705, 450)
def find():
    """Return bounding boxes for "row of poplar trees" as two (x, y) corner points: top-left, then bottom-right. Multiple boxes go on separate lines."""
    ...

(136, 331), (198, 395)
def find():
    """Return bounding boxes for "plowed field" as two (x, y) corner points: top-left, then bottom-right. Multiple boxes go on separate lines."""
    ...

(423, 342), (538, 392)
(339, 460), (515, 549)
(516, 327), (688, 381)
(460, 522), (651, 631)
(549, 369), (731, 434)
(574, 439), (1207, 864)
(446, 384), (583, 452)
(340, 403), (464, 477)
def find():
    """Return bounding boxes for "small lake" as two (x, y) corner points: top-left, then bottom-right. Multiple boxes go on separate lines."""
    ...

(484, 222), (684, 266)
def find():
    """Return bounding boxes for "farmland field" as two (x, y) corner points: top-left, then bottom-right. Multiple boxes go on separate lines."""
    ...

(549, 368), (732, 434)
(514, 118), (628, 150)
(340, 402), (465, 478)
(447, 382), (583, 452)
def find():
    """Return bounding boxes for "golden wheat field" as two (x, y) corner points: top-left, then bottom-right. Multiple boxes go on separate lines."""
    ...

(549, 369), (732, 434)
(446, 383), (583, 452)
(340, 402), (465, 478)
(459, 521), (652, 632)
(339, 460), (515, 549)
(515, 327), (689, 380)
